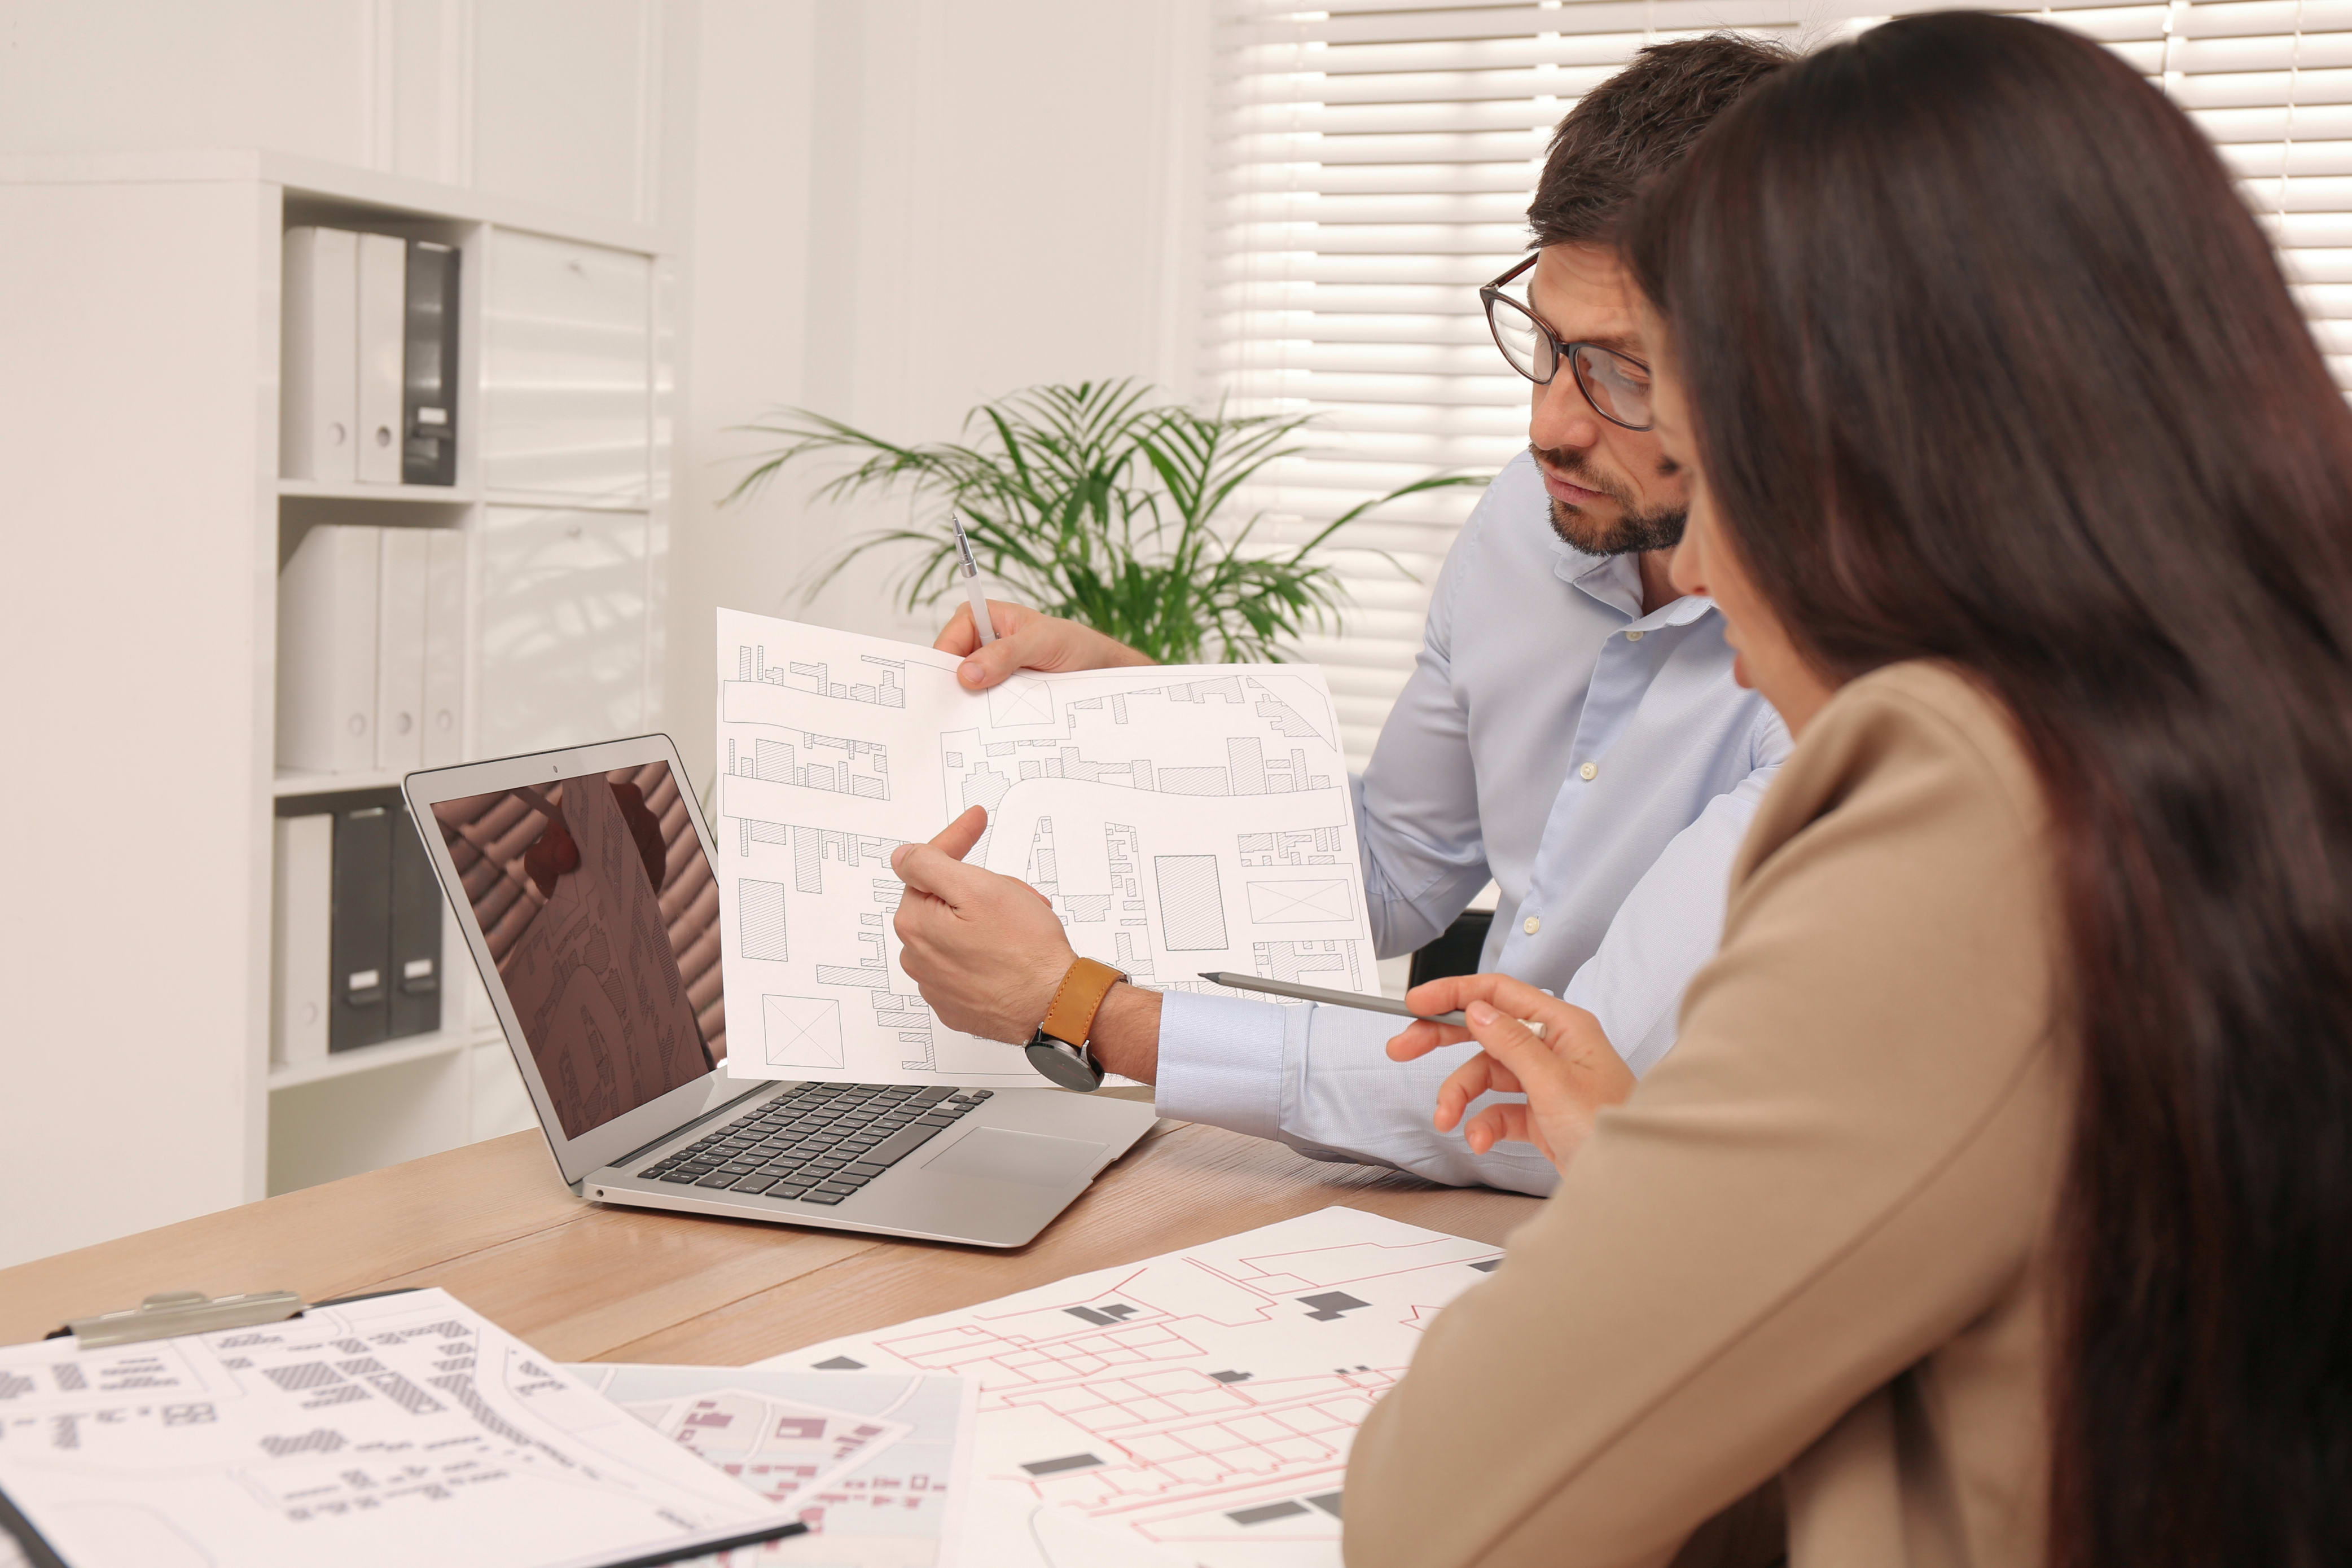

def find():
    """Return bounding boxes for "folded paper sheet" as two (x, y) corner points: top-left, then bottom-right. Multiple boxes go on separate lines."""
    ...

(763, 1206), (1502, 1568)
(713, 610), (1381, 1086)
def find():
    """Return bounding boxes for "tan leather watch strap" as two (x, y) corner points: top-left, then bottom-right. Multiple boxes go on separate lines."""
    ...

(1039, 958), (1125, 1047)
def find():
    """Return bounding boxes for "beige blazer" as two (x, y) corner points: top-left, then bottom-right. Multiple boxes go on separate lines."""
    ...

(1344, 661), (2072, 1568)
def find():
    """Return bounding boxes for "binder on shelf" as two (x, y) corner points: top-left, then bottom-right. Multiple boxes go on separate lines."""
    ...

(275, 524), (379, 774)
(280, 226), (358, 482)
(422, 527), (467, 767)
(375, 528), (430, 772)
(269, 813), (332, 1067)
(389, 803), (444, 1039)
(403, 239), (460, 486)
(356, 232), (407, 484)
(328, 796), (395, 1052)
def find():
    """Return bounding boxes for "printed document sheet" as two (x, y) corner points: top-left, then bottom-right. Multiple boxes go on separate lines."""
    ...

(762, 1206), (1500, 1568)
(713, 610), (1379, 1087)
(565, 1363), (975, 1567)
(0, 1289), (798, 1568)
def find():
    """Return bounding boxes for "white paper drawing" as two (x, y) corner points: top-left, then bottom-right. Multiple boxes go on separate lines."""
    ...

(0, 1289), (799, 1568)
(763, 1206), (1500, 1568)
(714, 610), (1381, 1087)
(564, 1363), (976, 1566)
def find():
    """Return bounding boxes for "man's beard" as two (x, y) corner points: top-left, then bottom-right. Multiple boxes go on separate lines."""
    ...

(1533, 444), (1687, 556)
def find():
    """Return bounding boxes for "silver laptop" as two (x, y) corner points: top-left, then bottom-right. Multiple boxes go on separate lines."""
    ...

(403, 734), (1157, 1248)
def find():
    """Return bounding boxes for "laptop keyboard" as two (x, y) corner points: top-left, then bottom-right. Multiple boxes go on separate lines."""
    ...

(632, 1082), (994, 1206)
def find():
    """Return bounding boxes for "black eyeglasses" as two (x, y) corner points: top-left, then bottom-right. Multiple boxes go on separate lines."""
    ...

(1479, 253), (1656, 431)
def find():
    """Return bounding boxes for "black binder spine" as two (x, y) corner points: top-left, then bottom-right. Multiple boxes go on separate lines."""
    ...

(402, 239), (460, 486)
(328, 798), (395, 1052)
(388, 803), (444, 1040)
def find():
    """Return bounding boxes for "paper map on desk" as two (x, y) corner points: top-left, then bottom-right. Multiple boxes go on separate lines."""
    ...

(713, 609), (1379, 1086)
(763, 1206), (1502, 1568)
(0, 1289), (797, 1568)
(564, 1364), (975, 1567)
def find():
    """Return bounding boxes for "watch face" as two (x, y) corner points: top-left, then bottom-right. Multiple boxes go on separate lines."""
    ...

(1025, 1037), (1103, 1092)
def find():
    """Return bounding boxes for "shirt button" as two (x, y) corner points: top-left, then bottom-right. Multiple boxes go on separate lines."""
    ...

(1578, 761), (1598, 781)
(1523, 915), (1542, 935)
(1625, 629), (1643, 641)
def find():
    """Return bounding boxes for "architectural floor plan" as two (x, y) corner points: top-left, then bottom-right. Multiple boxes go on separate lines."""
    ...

(567, 1364), (974, 1567)
(764, 1206), (1502, 1568)
(714, 611), (1380, 1087)
(0, 1289), (797, 1568)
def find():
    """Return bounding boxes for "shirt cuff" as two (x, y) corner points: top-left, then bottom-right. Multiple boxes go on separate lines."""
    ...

(1153, 990), (1289, 1142)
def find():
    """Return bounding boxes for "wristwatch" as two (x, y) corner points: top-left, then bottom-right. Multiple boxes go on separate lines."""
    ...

(1024, 958), (1126, 1091)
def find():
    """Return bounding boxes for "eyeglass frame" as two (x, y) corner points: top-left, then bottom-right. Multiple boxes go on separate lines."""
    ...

(1478, 252), (1656, 432)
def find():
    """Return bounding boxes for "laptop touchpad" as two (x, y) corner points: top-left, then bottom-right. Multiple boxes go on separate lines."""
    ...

(923, 1127), (1107, 1187)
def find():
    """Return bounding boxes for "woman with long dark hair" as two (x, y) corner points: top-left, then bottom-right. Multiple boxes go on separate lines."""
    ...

(1344, 14), (2352, 1567)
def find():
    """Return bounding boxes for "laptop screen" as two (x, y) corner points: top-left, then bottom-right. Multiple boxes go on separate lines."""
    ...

(428, 760), (727, 1140)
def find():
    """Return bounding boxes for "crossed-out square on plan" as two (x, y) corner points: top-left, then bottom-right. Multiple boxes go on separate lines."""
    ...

(1245, 878), (1354, 924)
(763, 995), (844, 1069)
(986, 677), (1054, 727)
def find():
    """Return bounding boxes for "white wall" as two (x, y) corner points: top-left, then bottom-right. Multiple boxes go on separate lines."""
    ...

(667, 0), (1211, 798)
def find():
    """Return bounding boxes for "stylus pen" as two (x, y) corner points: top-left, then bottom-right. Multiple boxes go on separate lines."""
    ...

(1198, 971), (1467, 1026)
(951, 512), (997, 645)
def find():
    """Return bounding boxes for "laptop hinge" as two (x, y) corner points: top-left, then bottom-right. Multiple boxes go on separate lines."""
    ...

(603, 1081), (781, 1174)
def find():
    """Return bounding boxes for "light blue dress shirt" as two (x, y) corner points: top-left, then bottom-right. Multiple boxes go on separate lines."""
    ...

(1154, 451), (1791, 1195)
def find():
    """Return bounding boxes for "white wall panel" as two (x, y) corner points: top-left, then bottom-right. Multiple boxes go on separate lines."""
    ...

(667, 0), (1214, 796)
(0, 1), (373, 162)
(473, 0), (657, 225)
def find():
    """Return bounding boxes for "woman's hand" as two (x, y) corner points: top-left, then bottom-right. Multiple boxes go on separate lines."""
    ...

(1387, 973), (1636, 1172)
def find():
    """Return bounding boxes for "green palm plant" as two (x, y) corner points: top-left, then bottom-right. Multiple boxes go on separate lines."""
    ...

(727, 379), (1485, 664)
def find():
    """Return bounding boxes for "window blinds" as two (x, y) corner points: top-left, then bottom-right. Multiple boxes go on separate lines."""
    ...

(1205, 0), (2352, 767)
(1854, 0), (2352, 385)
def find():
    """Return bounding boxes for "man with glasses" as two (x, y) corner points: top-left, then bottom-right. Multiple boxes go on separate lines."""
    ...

(890, 36), (1794, 1194)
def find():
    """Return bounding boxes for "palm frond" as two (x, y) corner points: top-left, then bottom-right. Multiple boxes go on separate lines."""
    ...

(726, 380), (1488, 665)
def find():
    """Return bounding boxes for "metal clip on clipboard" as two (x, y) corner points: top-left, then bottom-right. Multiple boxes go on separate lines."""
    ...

(47, 1289), (306, 1349)
(46, 1288), (424, 1349)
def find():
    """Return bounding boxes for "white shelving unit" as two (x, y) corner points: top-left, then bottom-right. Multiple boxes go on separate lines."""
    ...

(2, 148), (679, 1241)
(265, 1030), (471, 1091)
(278, 479), (478, 504)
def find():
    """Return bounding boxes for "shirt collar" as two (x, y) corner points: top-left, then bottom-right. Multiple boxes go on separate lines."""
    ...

(1547, 535), (1718, 630)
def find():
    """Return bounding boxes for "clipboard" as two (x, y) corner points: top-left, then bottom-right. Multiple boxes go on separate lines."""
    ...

(2, 1287), (809, 1568)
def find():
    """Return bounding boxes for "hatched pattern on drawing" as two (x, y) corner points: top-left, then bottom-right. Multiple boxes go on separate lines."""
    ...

(1156, 856), (1228, 951)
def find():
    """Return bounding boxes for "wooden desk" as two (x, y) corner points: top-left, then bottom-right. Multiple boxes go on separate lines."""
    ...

(0, 1122), (1541, 1360)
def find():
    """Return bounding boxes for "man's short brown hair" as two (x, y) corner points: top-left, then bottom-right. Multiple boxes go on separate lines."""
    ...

(1529, 34), (1795, 248)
